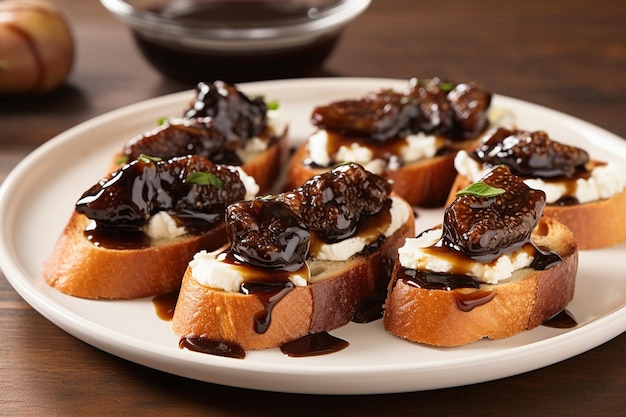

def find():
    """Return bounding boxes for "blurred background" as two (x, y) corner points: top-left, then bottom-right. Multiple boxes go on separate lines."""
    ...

(1, 0), (624, 151)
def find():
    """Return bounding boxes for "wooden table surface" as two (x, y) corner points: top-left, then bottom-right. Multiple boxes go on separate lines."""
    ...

(1, 0), (625, 415)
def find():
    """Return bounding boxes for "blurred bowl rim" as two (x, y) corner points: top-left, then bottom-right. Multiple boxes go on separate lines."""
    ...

(99, 0), (371, 51)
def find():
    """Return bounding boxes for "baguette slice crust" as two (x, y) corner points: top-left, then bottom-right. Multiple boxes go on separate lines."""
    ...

(383, 216), (578, 347)
(42, 213), (228, 299)
(172, 201), (415, 351)
(448, 173), (626, 249)
(285, 138), (477, 207)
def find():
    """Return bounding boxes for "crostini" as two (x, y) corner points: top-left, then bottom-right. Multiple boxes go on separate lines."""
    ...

(172, 163), (415, 353)
(384, 166), (578, 347)
(285, 77), (493, 206)
(43, 155), (259, 299)
(450, 127), (626, 248)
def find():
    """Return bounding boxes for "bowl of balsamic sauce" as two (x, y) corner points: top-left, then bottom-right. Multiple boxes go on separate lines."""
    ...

(99, 0), (371, 85)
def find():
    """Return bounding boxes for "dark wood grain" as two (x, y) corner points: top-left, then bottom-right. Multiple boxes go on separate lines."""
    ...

(1, 0), (625, 415)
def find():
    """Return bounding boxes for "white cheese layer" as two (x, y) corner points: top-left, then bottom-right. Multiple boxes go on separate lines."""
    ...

(143, 167), (259, 240)
(454, 150), (626, 204)
(144, 211), (187, 241)
(189, 196), (410, 291)
(398, 228), (534, 284)
(189, 250), (309, 292)
(308, 130), (438, 173)
(313, 196), (412, 261)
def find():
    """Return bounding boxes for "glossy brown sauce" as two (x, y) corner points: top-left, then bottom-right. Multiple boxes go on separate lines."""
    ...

(401, 267), (481, 291)
(309, 198), (392, 256)
(400, 241), (563, 311)
(152, 290), (179, 321)
(280, 332), (349, 357)
(134, 3), (339, 84)
(352, 292), (387, 323)
(179, 336), (246, 359)
(241, 280), (296, 334)
(455, 290), (496, 312)
(542, 309), (577, 329)
(219, 252), (307, 334)
(84, 220), (152, 249)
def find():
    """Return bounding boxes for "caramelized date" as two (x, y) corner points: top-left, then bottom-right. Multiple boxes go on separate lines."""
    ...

(76, 155), (246, 230)
(279, 163), (393, 242)
(442, 166), (546, 261)
(123, 118), (242, 166)
(472, 128), (590, 178)
(183, 80), (267, 144)
(447, 82), (492, 139)
(311, 89), (417, 141)
(406, 77), (454, 136)
(310, 77), (491, 142)
(226, 200), (310, 272)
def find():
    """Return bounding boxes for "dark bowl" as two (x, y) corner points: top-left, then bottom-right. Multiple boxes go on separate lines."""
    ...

(99, 0), (371, 84)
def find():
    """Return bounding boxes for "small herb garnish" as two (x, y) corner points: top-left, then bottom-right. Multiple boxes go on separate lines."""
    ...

(157, 117), (168, 126)
(438, 81), (455, 92)
(116, 155), (129, 165)
(138, 154), (162, 163)
(266, 100), (279, 111)
(456, 181), (505, 198)
(252, 93), (279, 110)
(184, 172), (223, 188)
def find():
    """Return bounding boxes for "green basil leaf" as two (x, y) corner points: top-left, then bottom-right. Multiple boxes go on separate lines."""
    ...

(138, 154), (162, 164)
(184, 172), (223, 188)
(266, 100), (279, 110)
(456, 181), (505, 198)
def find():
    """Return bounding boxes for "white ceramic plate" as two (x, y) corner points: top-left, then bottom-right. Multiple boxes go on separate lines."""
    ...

(1, 78), (625, 395)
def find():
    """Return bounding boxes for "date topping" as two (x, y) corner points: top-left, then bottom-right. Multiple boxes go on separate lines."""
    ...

(442, 166), (547, 261)
(278, 163), (393, 243)
(223, 163), (392, 273)
(471, 127), (590, 178)
(183, 80), (268, 144)
(76, 155), (246, 234)
(123, 118), (242, 166)
(311, 77), (492, 142)
(226, 200), (310, 272)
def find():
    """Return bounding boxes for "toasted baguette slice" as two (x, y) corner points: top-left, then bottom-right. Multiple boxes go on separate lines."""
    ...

(172, 201), (415, 351)
(285, 138), (476, 207)
(383, 216), (578, 347)
(42, 213), (228, 299)
(448, 173), (626, 249)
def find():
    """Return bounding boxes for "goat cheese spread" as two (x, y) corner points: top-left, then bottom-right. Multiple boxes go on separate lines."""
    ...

(190, 250), (309, 292)
(308, 130), (437, 175)
(398, 228), (534, 284)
